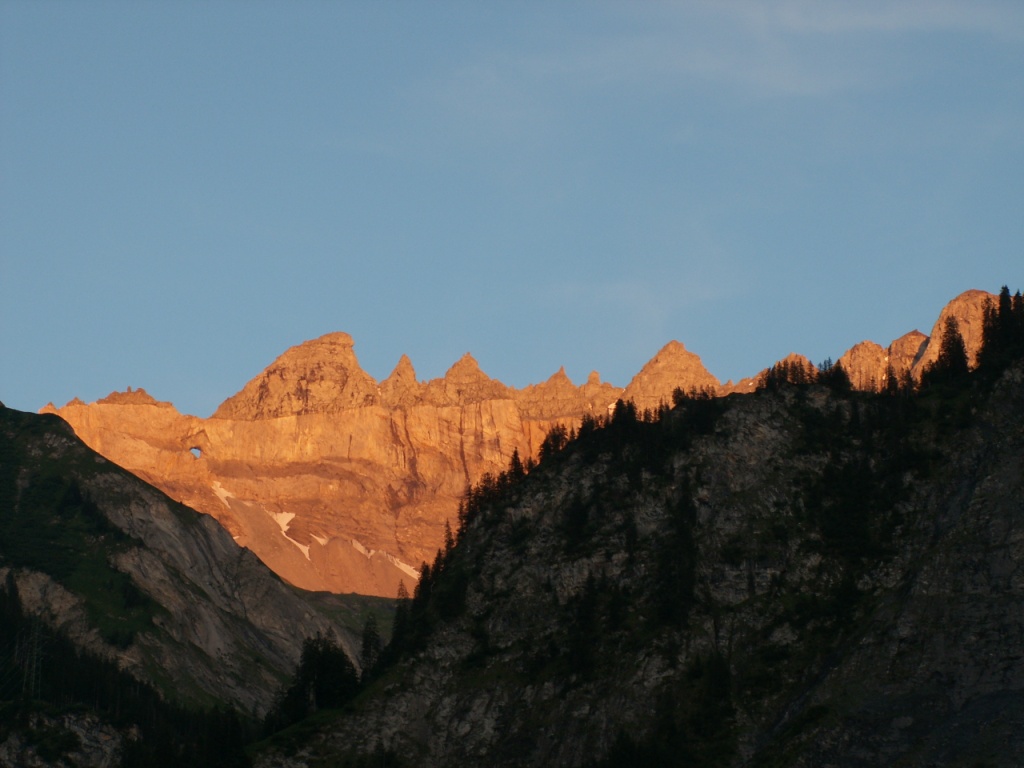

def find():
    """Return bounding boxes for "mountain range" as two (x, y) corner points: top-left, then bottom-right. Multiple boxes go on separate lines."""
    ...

(42, 289), (996, 598)
(248, 289), (1024, 766)
(2, 284), (1021, 766)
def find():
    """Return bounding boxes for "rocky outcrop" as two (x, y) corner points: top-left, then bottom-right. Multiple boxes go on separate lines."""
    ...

(419, 354), (514, 406)
(0, 710), (126, 768)
(44, 291), (997, 598)
(835, 334), (927, 393)
(96, 386), (171, 407)
(519, 368), (620, 420)
(837, 340), (889, 391)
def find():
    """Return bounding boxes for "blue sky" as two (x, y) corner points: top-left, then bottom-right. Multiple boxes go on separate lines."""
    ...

(3, 1), (1022, 417)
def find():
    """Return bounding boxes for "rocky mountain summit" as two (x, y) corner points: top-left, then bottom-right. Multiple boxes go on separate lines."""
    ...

(43, 290), (997, 597)
(213, 332), (379, 419)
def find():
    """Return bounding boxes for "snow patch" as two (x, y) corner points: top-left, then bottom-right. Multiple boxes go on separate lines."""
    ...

(350, 538), (420, 579)
(262, 508), (310, 560)
(211, 481), (234, 509)
(387, 553), (421, 581)
(351, 539), (370, 557)
(271, 511), (296, 533)
(285, 535), (310, 560)
(311, 534), (328, 547)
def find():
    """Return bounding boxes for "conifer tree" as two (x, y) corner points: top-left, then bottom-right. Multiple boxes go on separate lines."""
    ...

(922, 316), (969, 386)
(360, 615), (381, 680)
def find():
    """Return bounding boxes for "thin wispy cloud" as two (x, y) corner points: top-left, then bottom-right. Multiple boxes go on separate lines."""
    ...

(415, 0), (1023, 119)
(752, 0), (1024, 37)
(547, 271), (736, 331)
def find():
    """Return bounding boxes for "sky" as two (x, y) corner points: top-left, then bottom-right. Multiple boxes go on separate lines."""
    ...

(2, 1), (1022, 418)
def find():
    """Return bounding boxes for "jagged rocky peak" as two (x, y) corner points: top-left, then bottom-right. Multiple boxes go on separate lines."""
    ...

(621, 340), (721, 411)
(581, 369), (620, 401)
(444, 352), (496, 385)
(518, 366), (625, 420)
(518, 367), (582, 419)
(548, 365), (573, 385)
(912, 288), (993, 376)
(421, 353), (512, 405)
(96, 386), (172, 407)
(213, 331), (380, 420)
(379, 353), (424, 408)
(533, 366), (579, 398)
(389, 353), (417, 380)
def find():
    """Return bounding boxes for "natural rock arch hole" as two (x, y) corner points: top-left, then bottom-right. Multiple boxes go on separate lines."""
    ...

(189, 447), (202, 459)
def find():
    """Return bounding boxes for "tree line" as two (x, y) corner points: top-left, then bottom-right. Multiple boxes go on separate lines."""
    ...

(0, 573), (251, 767)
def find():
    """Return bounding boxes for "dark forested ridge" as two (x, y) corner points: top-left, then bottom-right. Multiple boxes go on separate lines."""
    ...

(0, 409), (256, 765)
(0, 575), (251, 767)
(253, 286), (1024, 767)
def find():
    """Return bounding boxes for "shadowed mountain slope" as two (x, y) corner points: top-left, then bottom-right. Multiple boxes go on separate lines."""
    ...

(253, 336), (1024, 767)
(0, 406), (385, 716)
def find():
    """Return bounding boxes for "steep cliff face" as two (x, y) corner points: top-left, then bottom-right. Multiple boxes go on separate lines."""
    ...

(44, 290), (997, 598)
(0, 406), (374, 715)
(253, 358), (1024, 768)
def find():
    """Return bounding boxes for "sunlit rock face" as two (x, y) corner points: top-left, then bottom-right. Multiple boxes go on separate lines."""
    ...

(45, 340), (626, 598)
(213, 332), (380, 419)
(837, 340), (890, 391)
(621, 340), (721, 412)
(833, 290), (992, 391)
(44, 291), (994, 597)
(911, 289), (993, 375)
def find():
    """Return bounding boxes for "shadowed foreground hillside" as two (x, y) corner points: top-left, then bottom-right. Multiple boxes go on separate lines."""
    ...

(0, 406), (391, 767)
(255, 301), (1024, 767)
